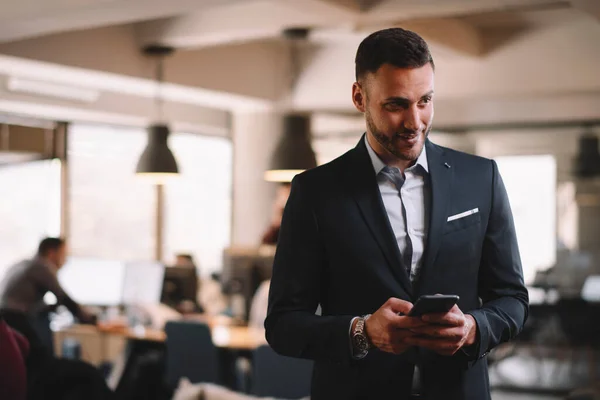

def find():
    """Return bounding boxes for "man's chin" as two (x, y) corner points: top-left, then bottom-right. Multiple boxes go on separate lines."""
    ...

(393, 145), (424, 162)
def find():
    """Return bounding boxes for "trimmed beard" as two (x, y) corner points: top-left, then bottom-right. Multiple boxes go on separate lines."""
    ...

(366, 110), (431, 162)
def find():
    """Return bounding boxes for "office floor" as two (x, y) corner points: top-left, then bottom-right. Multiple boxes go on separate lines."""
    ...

(488, 344), (600, 400)
(492, 392), (561, 400)
(489, 350), (598, 393)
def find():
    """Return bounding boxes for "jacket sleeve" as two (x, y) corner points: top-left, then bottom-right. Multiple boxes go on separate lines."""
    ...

(265, 175), (354, 365)
(467, 160), (529, 361)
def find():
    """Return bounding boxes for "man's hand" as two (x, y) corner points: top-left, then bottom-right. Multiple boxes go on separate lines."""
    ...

(364, 298), (428, 355)
(403, 304), (477, 356)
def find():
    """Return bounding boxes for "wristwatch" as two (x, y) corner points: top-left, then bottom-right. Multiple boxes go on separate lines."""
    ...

(352, 314), (372, 358)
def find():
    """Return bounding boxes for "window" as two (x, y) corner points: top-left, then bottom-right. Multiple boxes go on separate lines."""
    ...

(495, 155), (557, 284)
(163, 133), (232, 277)
(68, 123), (156, 260)
(0, 159), (61, 280)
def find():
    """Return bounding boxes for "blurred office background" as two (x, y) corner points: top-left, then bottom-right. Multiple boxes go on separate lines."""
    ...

(0, 0), (599, 399)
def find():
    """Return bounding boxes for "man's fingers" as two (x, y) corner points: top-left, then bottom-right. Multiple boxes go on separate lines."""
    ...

(404, 336), (460, 353)
(386, 297), (413, 315)
(422, 310), (462, 326)
(409, 326), (463, 340)
(389, 313), (429, 329)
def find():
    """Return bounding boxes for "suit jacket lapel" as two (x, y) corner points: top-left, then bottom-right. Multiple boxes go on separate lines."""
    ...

(342, 136), (413, 296)
(417, 140), (453, 291)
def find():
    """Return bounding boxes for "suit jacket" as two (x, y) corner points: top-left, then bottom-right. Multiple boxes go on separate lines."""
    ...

(265, 137), (529, 400)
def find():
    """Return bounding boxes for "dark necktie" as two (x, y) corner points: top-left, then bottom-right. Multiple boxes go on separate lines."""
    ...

(380, 166), (413, 278)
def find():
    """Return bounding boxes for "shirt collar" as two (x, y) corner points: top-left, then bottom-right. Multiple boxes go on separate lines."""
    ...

(364, 135), (429, 175)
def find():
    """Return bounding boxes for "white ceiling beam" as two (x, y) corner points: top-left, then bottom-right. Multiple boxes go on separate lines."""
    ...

(317, 0), (386, 12)
(357, 0), (567, 25)
(0, 54), (271, 112)
(135, 0), (359, 49)
(570, 0), (600, 21)
(399, 18), (485, 58)
(0, 90), (230, 137)
(0, 0), (244, 44)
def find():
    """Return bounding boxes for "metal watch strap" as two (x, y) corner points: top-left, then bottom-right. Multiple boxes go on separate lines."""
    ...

(352, 314), (372, 356)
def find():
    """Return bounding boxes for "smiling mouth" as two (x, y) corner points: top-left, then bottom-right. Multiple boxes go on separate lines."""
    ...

(396, 133), (418, 140)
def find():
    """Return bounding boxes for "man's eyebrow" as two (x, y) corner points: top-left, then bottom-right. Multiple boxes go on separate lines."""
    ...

(384, 91), (434, 104)
(384, 96), (410, 105)
(421, 90), (434, 99)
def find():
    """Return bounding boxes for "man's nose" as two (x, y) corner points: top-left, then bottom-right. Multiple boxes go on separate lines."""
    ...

(404, 107), (422, 132)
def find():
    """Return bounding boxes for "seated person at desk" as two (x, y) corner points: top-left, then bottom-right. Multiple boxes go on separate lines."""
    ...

(261, 183), (291, 245)
(0, 237), (112, 400)
(162, 254), (204, 314)
(0, 237), (95, 357)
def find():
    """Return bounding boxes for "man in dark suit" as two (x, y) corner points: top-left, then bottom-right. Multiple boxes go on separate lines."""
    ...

(265, 28), (529, 400)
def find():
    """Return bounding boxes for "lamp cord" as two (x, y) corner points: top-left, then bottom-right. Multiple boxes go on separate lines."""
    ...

(288, 38), (300, 91)
(155, 56), (165, 123)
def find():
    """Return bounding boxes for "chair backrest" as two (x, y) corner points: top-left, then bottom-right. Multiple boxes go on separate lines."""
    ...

(556, 298), (600, 345)
(30, 311), (54, 354)
(164, 321), (219, 387)
(252, 344), (312, 399)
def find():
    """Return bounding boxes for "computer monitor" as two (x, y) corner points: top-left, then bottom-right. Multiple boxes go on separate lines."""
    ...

(221, 246), (275, 321)
(160, 266), (198, 307)
(122, 261), (165, 305)
(58, 257), (126, 306)
(581, 275), (600, 302)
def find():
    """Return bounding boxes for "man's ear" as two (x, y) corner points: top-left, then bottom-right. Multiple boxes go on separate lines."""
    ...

(352, 82), (366, 113)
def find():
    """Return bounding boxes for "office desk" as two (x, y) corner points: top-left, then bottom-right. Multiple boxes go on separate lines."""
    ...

(54, 317), (266, 365)
(98, 323), (265, 350)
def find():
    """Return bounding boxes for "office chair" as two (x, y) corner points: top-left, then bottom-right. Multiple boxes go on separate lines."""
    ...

(164, 321), (220, 388)
(30, 310), (55, 355)
(251, 344), (312, 399)
(555, 298), (600, 388)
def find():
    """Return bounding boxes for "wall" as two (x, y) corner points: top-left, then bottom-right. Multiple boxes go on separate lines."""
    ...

(231, 112), (282, 246)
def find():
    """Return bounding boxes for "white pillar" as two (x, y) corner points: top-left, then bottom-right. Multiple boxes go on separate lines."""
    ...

(231, 111), (283, 246)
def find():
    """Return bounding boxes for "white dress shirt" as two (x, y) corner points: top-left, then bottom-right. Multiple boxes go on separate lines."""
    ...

(365, 136), (430, 282)
(350, 136), (431, 359)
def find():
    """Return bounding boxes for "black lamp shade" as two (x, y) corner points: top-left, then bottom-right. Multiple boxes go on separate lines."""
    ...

(136, 124), (179, 180)
(264, 114), (317, 182)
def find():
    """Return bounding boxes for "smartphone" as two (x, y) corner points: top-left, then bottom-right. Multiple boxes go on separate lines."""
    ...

(407, 295), (460, 317)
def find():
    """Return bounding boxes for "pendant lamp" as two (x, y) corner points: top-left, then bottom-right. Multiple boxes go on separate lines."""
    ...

(264, 28), (317, 183)
(264, 114), (317, 182)
(136, 44), (179, 182)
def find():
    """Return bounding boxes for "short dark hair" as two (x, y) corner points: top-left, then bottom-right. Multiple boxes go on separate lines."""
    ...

(355, 28), (434, 81)
(38, 237), (65, 256)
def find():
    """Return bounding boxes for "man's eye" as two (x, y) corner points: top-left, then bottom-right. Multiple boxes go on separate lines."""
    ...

(385, 103), (404, 111)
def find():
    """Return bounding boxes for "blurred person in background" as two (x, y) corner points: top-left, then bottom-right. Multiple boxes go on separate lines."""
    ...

(0, 237), (112, 399)
(0, 237), (95, 360)
(261, 183), (291, 245)
(163, 253), (204, 314)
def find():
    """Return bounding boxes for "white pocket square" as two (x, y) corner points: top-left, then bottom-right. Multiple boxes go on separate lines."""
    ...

(447, 208), (479, 222)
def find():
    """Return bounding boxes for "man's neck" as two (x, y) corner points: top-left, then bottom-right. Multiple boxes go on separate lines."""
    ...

(36, 255), (57, 270)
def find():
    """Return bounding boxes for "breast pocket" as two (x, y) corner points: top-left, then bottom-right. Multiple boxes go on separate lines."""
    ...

(444, 210), (481, 234)
(440, 210), (483, 269)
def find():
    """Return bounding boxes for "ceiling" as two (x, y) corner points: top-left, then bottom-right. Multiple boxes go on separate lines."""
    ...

(0, 0), (583, 49)
(0, 0), (598, 131)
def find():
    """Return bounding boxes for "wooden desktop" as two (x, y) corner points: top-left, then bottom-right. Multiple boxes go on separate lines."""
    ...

(53, 314), (266, 366)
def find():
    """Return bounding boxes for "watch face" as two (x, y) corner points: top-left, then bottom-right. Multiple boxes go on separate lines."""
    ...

(354, 334), (369, 352)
